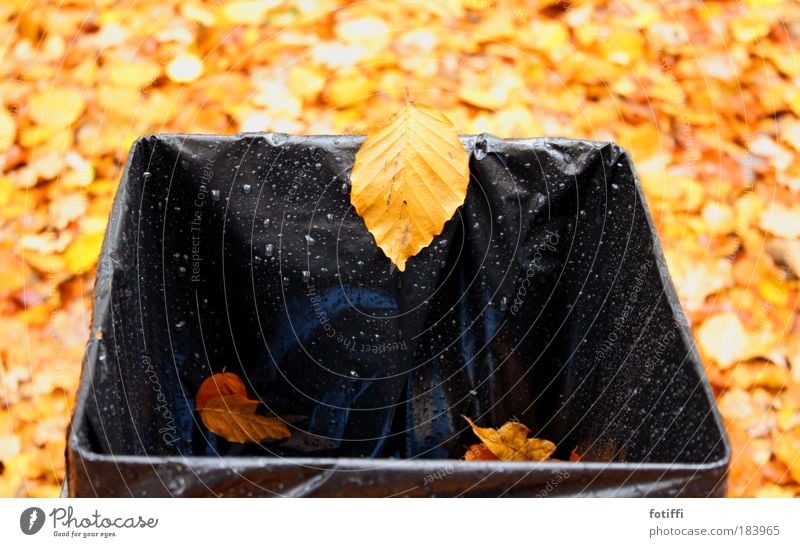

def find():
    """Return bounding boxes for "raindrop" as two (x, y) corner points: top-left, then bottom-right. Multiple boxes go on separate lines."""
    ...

(242, 183), (252, 194)
(265, 244), (274, 257)
(305, 234), (315, 245)
(263, 218), (271, 228)
(326, 213), (335, 224)
(579, 210), (588, 219)
(350, 370), (358, 377)
(499, 296), (508, 311)
(496, 215), (504, 223)
(177, 266), (187, 277)
(611, 183), (620, 192)
(314, 162), (322, 170)
(302, 270), (311, 283)
(211, 189), (221, 201)
(143, 171), (152, 182)
(340, 182), (350, 194)
(524, 162), (531, 168)
(473, 136), (488, 160)
(174, 320), (186, 331)
(438, 239), (448, 247)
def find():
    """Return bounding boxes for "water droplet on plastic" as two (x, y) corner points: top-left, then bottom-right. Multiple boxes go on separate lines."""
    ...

(211, 189), (221, 201)
(177, 266), (187, 276)
(263, 218), (271, 228)
(340, 182), (350, 194)
(326, 213), (335, 224)
(265, 244), (274, 257)
(143, 171), (152, 183)
(579, 210), (587, 219)
(305, 234), (315, 245)
(496, 215), (504, 223)
(499, 296), (508, 311)
(611, 183), (620, 192)
(242, 183), (252, 194)
(302, 270), (311, 283)
(174, 320), (186, 331)
(473, 136), (488, 160)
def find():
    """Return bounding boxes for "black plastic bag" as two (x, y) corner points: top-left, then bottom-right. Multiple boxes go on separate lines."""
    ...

(66, 133), (729, 496)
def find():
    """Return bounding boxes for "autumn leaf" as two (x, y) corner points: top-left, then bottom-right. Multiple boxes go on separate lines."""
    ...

(464, 443), (499, 461)
(195, 371), (247, 410)
(349, 102), (470, 271)
(464, 416), (556, 462)
(196, 373), (291, 443)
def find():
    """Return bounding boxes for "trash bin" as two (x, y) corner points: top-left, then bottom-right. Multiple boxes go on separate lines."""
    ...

(65, 133), (730, 497)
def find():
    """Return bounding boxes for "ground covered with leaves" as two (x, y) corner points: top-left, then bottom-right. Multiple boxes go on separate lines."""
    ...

(0, 0), (798, 497)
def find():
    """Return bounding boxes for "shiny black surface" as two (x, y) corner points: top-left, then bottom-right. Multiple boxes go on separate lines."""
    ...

(67, 133), (729, 496)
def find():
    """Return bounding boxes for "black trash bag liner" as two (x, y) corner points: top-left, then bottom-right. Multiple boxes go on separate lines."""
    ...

(66, 133), (729, 496)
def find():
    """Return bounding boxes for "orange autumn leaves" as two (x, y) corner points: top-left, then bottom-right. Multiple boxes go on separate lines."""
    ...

(195, 373), (289, 444)
(194, 372), (560, 465)
(0, 0), (797, 499)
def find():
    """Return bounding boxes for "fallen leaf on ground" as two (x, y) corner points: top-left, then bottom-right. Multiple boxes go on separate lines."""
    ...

(350, 101), (470, 271)
(194, 371), (248, 410)
(196, 373), (291, 443)
(464, 416), (556, 462)
(464, 443), (499, 461)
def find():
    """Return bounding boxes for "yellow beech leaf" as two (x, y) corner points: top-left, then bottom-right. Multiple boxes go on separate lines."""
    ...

(349, 102), (470, 271)
(198, 394), (291, 443)
(464, 416), (556, 462)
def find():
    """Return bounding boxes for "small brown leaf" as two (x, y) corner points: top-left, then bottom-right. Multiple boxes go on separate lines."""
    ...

(464, 443), (498, 461)
(195, 372), (247, 410)
(199, 395), (291, 443)
(196, 373), (291, 443)
(464, 416), (556, 462)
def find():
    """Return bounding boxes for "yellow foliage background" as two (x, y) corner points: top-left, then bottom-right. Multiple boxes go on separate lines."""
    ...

(0, 0), (799, 497)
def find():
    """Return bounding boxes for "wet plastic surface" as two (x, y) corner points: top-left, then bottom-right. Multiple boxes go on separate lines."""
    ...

(66, 133), (730, 496)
